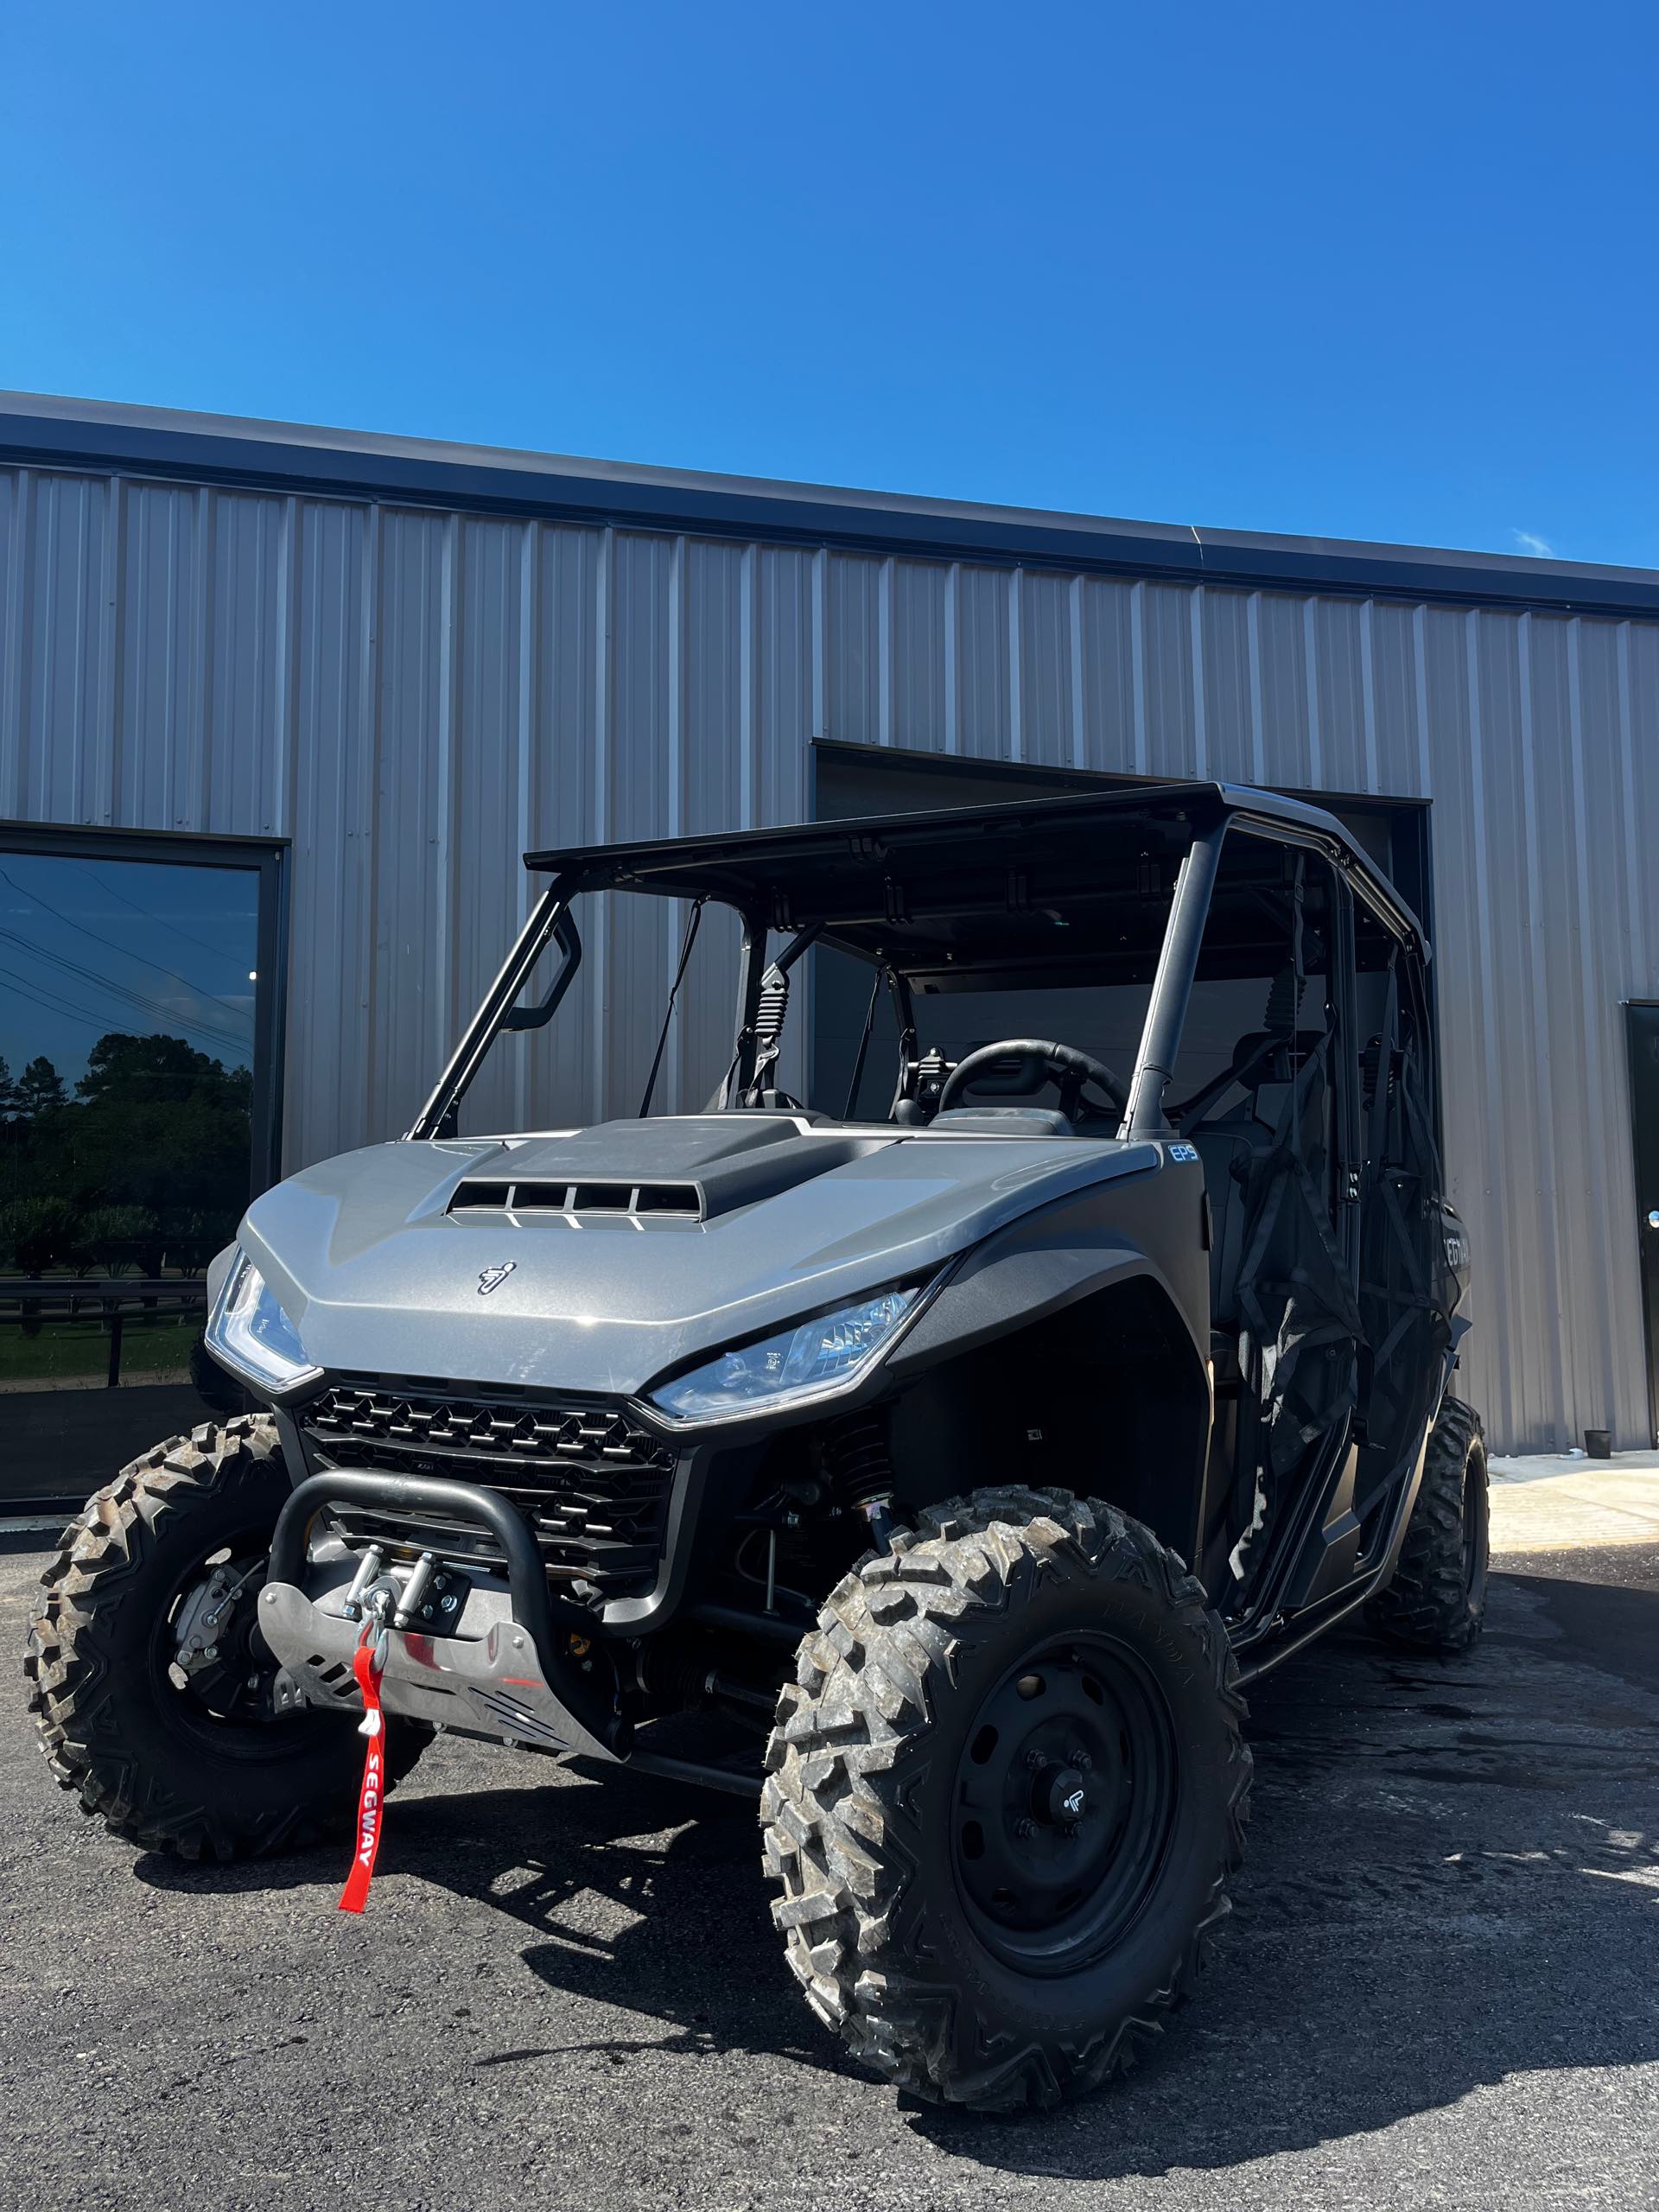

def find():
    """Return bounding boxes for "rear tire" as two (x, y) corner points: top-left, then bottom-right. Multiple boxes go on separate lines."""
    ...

(1364, 1395), (1489, 1653)
(24, 1416), (429, 1861)
(760, 1486), (1251, 2111)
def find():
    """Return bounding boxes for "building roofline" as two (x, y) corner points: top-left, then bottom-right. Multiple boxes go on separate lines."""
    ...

(2, 388), (1656, 622)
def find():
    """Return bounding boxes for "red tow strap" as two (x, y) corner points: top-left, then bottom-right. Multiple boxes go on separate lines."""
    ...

(337, 1624), (387, 1915)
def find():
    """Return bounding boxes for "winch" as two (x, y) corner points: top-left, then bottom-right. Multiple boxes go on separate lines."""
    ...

(257, 1469), (623, 1762)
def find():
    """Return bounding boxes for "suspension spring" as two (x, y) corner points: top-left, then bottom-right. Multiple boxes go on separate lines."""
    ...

(821, 1413), (899, 1547)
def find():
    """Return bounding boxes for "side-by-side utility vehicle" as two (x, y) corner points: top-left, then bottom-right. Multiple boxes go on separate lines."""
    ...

(27, 783), (1485, 2110)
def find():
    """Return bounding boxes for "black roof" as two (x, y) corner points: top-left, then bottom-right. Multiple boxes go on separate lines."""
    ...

(526, 782), (1427, 980)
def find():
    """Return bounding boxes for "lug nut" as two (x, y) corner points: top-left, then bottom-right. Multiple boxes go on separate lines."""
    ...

(1014, 1816), (1037, 1839)
(1024, 1749), (1045, 1771)
(1060, 1820), (1082, 1840)
(1069, 1750), (1093, 1771)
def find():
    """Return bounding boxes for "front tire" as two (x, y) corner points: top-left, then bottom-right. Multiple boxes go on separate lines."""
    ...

(1364, 1395), (1489, 1654)
(24, 1416), (429, 1861)
(760, 1486), (1251, 2111)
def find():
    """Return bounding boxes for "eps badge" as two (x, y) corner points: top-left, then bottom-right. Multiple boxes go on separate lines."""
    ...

(477, 1262), (516, 1296)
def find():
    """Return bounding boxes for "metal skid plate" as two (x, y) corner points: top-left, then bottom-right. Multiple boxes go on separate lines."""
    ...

(257, 1577), (615, 1762)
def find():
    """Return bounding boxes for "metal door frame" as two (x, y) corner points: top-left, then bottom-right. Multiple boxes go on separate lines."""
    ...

(1624, 1001), (1659, 1446)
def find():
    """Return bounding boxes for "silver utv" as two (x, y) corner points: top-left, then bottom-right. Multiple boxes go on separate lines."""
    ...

(27, 783), (1484, 2112)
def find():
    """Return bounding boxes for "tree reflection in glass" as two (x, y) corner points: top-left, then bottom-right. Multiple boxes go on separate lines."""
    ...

(0, 854), (259, 1395)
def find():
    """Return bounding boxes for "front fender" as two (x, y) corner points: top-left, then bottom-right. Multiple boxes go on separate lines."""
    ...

(879, 1164), (1215, 1571)
(887, 1236), (1179, 1381)
(886, 1156), (1210, 1383)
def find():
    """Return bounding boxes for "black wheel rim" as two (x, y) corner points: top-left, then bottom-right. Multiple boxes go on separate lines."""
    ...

(950, 1634), (1179, 1975)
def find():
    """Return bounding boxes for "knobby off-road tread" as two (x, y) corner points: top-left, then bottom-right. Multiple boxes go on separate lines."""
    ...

(1364, 1396), (1488, 1653)
(760, 1484), (1251, 2111)
(24, 1415), (427, 1862)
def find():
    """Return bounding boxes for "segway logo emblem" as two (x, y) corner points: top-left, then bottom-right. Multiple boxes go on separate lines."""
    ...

(477, 1262), (516, 1296)
(1063, 1788), (1085, 1817)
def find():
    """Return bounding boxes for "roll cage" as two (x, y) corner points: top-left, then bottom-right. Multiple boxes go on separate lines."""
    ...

(407, 782), (1428, 1143)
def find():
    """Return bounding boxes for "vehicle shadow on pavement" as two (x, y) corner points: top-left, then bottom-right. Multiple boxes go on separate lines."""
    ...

(134, 1566), (1659, 2181)
(397, 1769), (848, 2077)
(137, 1736), (856, 2080)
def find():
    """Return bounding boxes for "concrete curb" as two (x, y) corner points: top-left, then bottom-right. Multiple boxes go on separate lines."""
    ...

(1488, 1450), (1659, 1552)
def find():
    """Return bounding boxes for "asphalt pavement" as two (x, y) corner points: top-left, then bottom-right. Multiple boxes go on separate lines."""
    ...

(1, 1520), (1656, 2212)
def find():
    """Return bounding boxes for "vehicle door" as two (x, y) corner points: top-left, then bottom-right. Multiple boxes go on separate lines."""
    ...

(1166, 828), (1363, 1601)
(1349, 906), (1458, 1554)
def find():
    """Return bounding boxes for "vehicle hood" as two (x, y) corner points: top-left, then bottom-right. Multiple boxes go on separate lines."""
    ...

(238, 1115), (1162, 1399)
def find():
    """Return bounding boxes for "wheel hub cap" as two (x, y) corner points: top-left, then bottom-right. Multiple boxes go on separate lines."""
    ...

(950, 1636), (1178, 1974)
(1034, 1762), (1089, 1827)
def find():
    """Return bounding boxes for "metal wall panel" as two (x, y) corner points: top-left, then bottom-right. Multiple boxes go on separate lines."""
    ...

(4, 458), (1658, 1452)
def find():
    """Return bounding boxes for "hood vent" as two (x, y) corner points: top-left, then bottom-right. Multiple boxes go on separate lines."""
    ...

(449, 1178), (702, 1221)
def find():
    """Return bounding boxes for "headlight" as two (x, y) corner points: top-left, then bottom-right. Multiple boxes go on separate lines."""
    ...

(205, 1254), (321, 1394)
(647, 1287), (920, 1425)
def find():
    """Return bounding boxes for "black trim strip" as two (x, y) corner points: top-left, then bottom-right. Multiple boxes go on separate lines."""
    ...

(4, 397), (1657, 621)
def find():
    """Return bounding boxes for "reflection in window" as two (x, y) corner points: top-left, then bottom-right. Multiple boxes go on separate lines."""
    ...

(0, 854), (259, 1390)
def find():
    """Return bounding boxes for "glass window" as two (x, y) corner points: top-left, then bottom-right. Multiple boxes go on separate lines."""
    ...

(0, 845), (272, 1510)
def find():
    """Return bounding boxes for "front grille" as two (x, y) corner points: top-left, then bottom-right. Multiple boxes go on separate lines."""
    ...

(297, 1382), (677, 1600)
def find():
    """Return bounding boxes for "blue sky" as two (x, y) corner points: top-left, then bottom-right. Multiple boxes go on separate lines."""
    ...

(3, 2), (1656, 567)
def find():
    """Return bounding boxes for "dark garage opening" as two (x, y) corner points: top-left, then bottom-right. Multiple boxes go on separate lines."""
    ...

(807, 738), (1433, 1119)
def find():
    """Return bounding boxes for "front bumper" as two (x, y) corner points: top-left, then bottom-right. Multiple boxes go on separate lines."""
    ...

(282, 1380), (688, 1626)
(259, 1469), (625, 1759)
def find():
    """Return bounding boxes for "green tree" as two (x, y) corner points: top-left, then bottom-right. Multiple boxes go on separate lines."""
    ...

(0, 1195), (81, 1274)
(0, 1053), (16, 1121)
(76, 1203), (162, 1275)
(77, 1032), (250, 1112)
(14, 1056), (68, 1122)
(4, 1034), (252, 1280)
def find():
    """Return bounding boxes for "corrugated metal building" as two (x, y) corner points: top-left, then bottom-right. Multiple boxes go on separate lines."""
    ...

(5, 390), (1659, 1456)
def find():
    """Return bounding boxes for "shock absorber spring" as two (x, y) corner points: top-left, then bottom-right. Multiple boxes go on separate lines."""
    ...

(822, 1412), (898, 1550)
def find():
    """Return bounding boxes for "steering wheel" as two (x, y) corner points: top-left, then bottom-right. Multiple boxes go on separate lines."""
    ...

(935, 1038), (1129, 1122)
